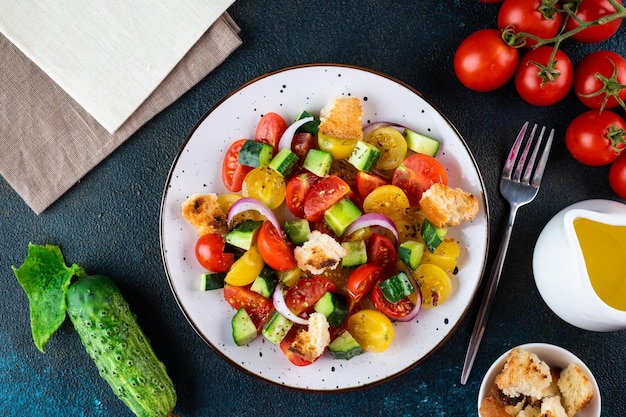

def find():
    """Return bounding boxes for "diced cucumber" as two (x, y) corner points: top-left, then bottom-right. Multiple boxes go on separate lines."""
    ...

(313, 291), (350, 328)
(262, 311), (293, 344)
(341, 240), (368, 267)
(224, 219), (264, 250)
(278, 267), (303, 287)
(269, 148), (299, 177)
(284, 219), (311, 245)
(421, 218), (447, 252)
(377, 271), (415, 303)
(238, 139), (274, 167)
(328, 330), (364, 360)
(403, 128), (440, 156)
(398, 240), (425, 270)
(250, 267), (277, 298)
(296, 110), (320, 135)
(348, 140), (381, 172)
(232, 308), (258, 346)
(324, 198), (362, 236)
(303, 149), (333, 177)
(200, 272), (227, 291)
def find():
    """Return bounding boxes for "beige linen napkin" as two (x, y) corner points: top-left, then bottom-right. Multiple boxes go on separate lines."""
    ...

(0, 14), (242, 214)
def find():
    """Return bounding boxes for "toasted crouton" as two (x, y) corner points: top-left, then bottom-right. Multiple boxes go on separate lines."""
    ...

(540, 396), (568, 417)
(518, 405), (541, 417)
(289, 312), (330, 362)
(181, 193), (227, 235)
(419, 182), (479, 227)
(318, 97), (363, 140)
(495, 348), (552, 400)
(557, 363), (594, 417)
(294, 230), (347, 275)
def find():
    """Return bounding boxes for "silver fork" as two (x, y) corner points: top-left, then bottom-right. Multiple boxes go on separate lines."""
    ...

(460, 122), (554, 385)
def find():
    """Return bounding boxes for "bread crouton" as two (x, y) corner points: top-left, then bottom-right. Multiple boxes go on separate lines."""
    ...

(294, 230), (347, 275)
(557, 363), (594, 417)
(540, 396), (568, 417)
(181, 193), (227, 236)
(518, 405), (541, 417)
(289, 312), (330, 362)
(495, 348), (552, 399)
(318, 97), (363, 140)
(419, 183), (479, 228)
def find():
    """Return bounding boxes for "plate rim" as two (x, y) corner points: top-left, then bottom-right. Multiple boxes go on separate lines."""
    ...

(159, 63), (491, 392)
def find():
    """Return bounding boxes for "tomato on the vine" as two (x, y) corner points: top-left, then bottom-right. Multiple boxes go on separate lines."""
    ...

(195, 233), (235, 273)
(574, 50), (626, 111)
(254, 112), (288, 149)
(257, 221), (297, 271)
(453, 28), (519, 92)
(221, 139), (253, 192)
(565, 110), (626, 166)
(514, 46), (573, 106)
(609, 152), (626, 199)
(497, 0), (563, 48)
(564, 0), (623, 43)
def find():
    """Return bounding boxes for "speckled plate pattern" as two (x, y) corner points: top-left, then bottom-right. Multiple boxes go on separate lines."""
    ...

(159, 64), (489, 391)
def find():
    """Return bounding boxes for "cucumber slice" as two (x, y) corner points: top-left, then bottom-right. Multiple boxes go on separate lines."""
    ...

(238, 139), (274, 167)
(328, 330), (364, 360)
(200, 272), (227, 291)
(314, 291), (350, 328)
(324, 198), (362, 236)
(303, 149), (333, 177)
(232, 308), (258, 346)
(341, 240), (368, 267)
(377, 271), (415, 303)
(224, 219), (264, 250)
(250, 267), (277, 298)
(398, 240), (425, 270)
(262, 311), (293, 344)
(421, 218), (447, 252)
(348, 140), (381, 172)
(284, 219), (311, 245)
(403, 128), (440, 156)
(269, 148), (299, 177)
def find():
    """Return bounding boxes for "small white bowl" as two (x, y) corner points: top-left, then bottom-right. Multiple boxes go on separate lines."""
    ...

(477, 343), (601, 417)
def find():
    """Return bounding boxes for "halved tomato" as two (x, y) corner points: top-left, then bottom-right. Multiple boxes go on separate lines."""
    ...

(221, 139), (253, 192)
(367, 233), (398, 272)
(291, 132), (317, 163)
(279, 327), (315, 366)
(223, 284), (274, 331)
(392, 153), (447, 206)
(285, 276), (337, 315)
(355, 171), (389, 200)
(303, 175), (352, 222)
(347, 263), (383, 302)
(255, 112), (288, 149)
(257, 221), (297, 271)
(370, 284), (415, 320)
(286, 171), (320, 218)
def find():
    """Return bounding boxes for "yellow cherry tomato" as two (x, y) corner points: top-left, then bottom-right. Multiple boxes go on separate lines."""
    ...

(217, 193), (242, 213)
(364, 127), (407, 170)
(346, 309), (394, 352)
(318, 132), (359, 160)
(242, 166), (286, 209)
(362, 184), (410, 220)
(224, 245), (264, 286)
(421, 239), (460, 275)
(415, 263), (452, 308)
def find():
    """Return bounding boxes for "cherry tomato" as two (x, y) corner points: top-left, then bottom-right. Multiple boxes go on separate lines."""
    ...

(367, 233), (398, 272)
(223, 284), (274, 331)
(363, 127), (408, 170)
(303, 175), (352, 222)
(224, 245), (265, 286)
(221, 139), (253, 192)
(257, 221), (297, 271)
(497, 0), (563, 47)
(355, 171), (389, 200)
(285, 171), (319, 218)
(346, 264), (383, 302)
(453, 28), (519, 92)
(195, 233), (234, 273)
(254, 112), (288, 149)
(370, 285), (415, 320)
(564, 0), (623, 43)
(279, 327), (315, 366)
(415, 264), (453, 308)
(241, 166), (286, 209)
(514, 46), (573, 106)
(362, 184), (410, 219)
(565, 110), (626, 166)
(285, 276), (336, 316)
(291, 132), (317, 163)
(609, 152), (626, 199)
(392, 153), (448, 206)
(346, 309), (394, 352)
(574, 50), (626, 111)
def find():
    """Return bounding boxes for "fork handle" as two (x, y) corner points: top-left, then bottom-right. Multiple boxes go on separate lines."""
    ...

(460, 204), (519, 385)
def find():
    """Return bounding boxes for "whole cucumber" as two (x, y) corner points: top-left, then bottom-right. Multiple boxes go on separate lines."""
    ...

(67, 275), (176, 417)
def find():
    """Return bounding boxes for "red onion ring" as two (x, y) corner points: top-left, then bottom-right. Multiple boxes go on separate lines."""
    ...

(344, 213), (399, 243)
(277, 116), (314, 151)
(272, 282), (309, 325)
(362, 121), (407, 138)
(227, 197), (282, 233)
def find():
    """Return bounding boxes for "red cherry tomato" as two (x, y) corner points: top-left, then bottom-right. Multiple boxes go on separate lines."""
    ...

(346, 264), (384, 303)
(355, 171), (389, 200)
(285, 171), (320, 218)
(370, 284), (415, 320)
(223, 284), (274, 331)
(254, 112), (288, 149)
(195, 234), (235, 273)
(291, 132), (317, 163)
(256, 221), (297, 271)
(514, 46), (573, 106)
(367, 233), (398, 273)
(391, 153), (448, 206)
(566, 110), (626, 166)
(497, 0), (563, 47)
(279, 327), (315, 366)
(284, 276), (336, 316)
(221, 139), (253, 192)
(609, 152), (626, 199)
(564, 0), (623, 43)
(453, 28), (519, 92)
(303, 175), (352, 222)
(574, 50), (626, 111)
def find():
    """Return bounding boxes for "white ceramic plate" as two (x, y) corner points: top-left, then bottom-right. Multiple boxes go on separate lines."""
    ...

(160, 64), (489, 391)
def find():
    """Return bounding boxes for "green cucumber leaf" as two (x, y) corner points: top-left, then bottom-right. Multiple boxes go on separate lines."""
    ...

(12, 243), (86, 352)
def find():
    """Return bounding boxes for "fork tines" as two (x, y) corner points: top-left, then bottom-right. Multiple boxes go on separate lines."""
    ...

(503, 122), (555, 187)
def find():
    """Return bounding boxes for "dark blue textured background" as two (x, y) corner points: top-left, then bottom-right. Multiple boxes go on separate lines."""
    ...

(2, 1), (625, 416)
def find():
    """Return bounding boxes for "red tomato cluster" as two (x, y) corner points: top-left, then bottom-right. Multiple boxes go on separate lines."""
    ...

(459, 0), (626, 199)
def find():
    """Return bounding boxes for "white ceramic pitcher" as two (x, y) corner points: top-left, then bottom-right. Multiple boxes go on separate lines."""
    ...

(533, 199), (626, 332)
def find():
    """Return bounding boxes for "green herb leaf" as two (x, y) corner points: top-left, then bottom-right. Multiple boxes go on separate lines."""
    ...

(12, 243), (86, 352)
